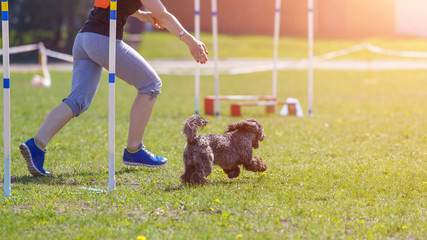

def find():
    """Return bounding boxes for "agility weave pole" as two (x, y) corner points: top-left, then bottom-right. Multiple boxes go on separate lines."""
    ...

(2, 0), (10, 197)
(307, 0), (314, 116)
(272, 0), (281, 99)
(194, 0), (200, 114)
(211, 0), (220, 116)
(108, 0), (117, 191)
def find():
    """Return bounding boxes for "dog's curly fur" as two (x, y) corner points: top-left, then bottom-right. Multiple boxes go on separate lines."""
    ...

(181, 114), (267, 185)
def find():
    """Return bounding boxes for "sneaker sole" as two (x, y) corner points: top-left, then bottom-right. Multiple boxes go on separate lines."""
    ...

(123, 160), (167, 167)
(19, 144), (48, 177)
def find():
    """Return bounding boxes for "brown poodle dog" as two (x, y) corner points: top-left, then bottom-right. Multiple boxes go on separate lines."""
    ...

(181, 114), (267, 185)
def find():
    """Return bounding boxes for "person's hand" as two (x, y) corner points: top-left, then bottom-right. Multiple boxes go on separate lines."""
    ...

(188, 39), (208, 64)
(151, 16), (164, 29)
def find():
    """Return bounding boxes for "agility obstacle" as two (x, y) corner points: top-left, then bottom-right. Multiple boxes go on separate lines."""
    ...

(230, 101), (295, 117)
(108, 0), (117, 191)
(211, 0), (220, 116)
(204, 95), (277, 116)
(2, 0), (10, 197)
(308, 0), (314, 116)
(194, 0), (282, 116)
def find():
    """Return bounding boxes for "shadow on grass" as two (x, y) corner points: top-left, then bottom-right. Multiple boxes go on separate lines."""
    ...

(164, 177), (250, 192)
(11, 167), (140, 186)
(211, 178), (249, 186)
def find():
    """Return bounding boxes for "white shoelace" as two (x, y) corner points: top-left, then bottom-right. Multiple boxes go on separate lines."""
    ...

(141, 145), (156, 158)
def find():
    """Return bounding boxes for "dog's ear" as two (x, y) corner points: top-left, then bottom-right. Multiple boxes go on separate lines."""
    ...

(226, 119), (264, 148)
(246, 119), (264, 142)
(226, 120), (255, 133)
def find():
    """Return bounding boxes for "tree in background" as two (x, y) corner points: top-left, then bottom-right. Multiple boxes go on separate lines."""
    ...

(9, 0), (92, 53)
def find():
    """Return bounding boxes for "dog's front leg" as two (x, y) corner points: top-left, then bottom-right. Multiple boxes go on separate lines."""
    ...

(242, 156), (267, 172)
(188, 150), (213, 185)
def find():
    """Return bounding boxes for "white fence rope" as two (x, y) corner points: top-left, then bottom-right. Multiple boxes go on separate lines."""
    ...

(365, 44), (427, 59)
(0, 42), (73, 87)
(314, 43), (368, 61)
(314, 42), (427, 61)
(0, 42), (73, 62)
(0, 43), (38, 55)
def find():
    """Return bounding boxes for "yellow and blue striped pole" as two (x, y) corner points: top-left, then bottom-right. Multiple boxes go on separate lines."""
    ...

(2, 0), (11, 197)
(108, 0), (117, 191)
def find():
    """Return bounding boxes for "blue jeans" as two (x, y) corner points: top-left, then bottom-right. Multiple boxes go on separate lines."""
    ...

(63, 32), (162, 117)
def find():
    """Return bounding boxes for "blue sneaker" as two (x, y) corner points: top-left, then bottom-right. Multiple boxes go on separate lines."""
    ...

(20, 138), (50, 176)
(123, 143), (167, 167)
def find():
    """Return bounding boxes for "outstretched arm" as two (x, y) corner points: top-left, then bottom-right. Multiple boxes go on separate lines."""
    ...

(139, 0), (208, 64)
(131, 10), (164, 30)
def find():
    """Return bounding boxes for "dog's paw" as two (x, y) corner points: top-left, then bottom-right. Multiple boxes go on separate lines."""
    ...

(243, 157), (267, 172)
(181, 172), (209, 185)
(224, 167), (240, 178)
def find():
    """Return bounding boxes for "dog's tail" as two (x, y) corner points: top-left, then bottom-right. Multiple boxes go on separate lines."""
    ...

(183, 114), (208, 144)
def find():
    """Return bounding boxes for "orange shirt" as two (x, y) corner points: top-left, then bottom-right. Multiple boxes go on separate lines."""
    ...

(94, 0), (110, 9)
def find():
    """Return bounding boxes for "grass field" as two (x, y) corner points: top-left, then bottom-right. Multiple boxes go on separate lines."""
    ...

(1, 34), (427, 239)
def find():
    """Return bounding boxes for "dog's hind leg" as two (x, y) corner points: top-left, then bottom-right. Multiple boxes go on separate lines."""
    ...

(223, 166), (240, 178)
(242, 156), (267, 172)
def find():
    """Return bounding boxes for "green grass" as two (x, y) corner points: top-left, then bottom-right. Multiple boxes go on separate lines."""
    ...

(1, 34), (427, 239)
(0, 70), (426, 239)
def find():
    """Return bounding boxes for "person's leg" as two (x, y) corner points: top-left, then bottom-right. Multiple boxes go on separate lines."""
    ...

(114, 42), (162, 152)
(34, 103), (73, 149)
(35, 33), (105, 148)
(82, 35), (163, 147)
(85, 37), (162, 146)
(127, 93), (156, 152)
(115, 42), (167, 166)
(122, 91), (167, 167)
(82, 34), (166, 166)
(122, 94), (167, 166)
(112, 41), (166, 166)
(21, 33), (103, 176)
(20, 102), (73, 176)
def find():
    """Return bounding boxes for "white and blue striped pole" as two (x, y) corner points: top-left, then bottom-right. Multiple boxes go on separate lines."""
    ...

(211, 0), (219, 116)
(308, 0), (314, 116)
(272, 0), (281, 99)
(108, 0), (117, 191)
(2, 0), (11, 197)
(194, 0), (200, 114)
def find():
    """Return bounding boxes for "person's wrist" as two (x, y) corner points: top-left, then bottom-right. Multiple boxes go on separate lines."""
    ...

(181, 33), (195, 45)
(178, 30), (185, 40)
